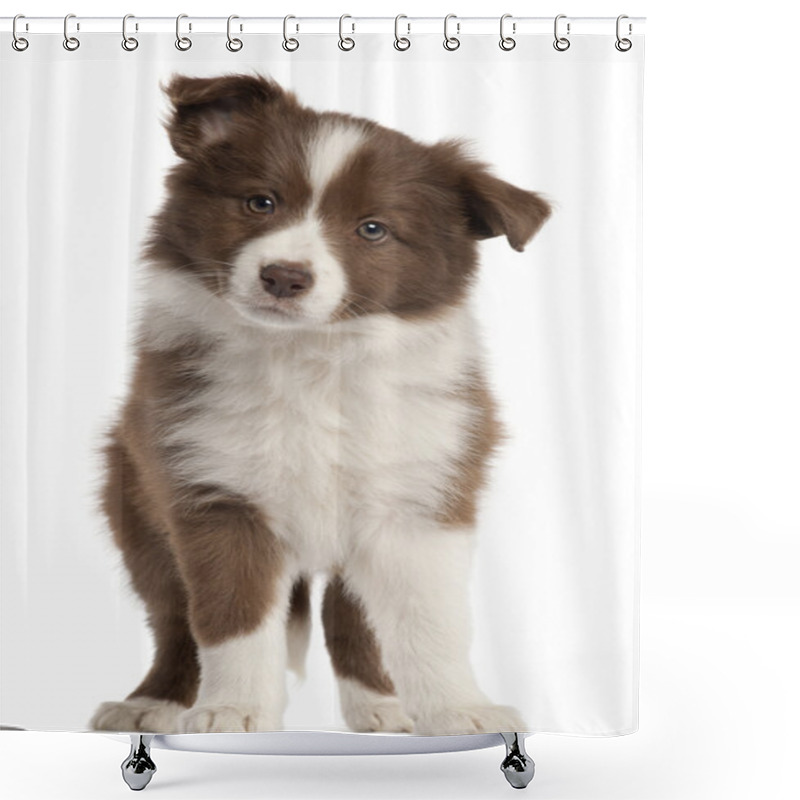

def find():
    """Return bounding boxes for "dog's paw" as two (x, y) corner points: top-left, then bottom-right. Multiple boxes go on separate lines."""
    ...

(414, 704), (527, 735)
(178, 704), (282, 733)
(339, 679), (414, 733)
(89, 697), (185, 733)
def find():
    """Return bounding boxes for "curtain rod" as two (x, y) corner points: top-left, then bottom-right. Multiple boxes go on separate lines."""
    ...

(1, 16), (646, 37)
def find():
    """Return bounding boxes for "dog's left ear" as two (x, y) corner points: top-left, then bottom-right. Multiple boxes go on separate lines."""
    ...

(459, 167), (552, 252)
(163, 73), (286, 159)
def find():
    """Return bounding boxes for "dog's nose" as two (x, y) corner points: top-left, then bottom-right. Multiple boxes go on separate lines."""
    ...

(259, 262), (314, 299)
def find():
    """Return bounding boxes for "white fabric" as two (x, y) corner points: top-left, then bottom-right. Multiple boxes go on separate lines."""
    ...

(0, 31), (643, 735)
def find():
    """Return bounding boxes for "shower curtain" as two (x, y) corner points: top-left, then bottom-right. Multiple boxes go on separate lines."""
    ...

(0, 17), (643, 739)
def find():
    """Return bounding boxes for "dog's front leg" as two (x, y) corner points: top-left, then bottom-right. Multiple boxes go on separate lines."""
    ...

(169, 490), (292, 733)
(345, 525), (526, 735)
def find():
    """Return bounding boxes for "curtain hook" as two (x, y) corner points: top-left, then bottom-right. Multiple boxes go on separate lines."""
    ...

(615, 14), (632, 51)
(499, 13), (516, 51)
(283, 15), (299, 51)
(122, 14), (139, 51)
(553, 14), (570, 52)
(175, 14), (192, 50)
(226, 15), (243, 51)
(338, 14), (355, 51)
(12, 14), (29, 51)
(443, 14), (460, 51)
(63, 13), (80, 51)
(394, 14), (411, 51)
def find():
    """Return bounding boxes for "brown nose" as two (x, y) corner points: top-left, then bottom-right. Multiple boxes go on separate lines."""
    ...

(259, 262), (314, 299)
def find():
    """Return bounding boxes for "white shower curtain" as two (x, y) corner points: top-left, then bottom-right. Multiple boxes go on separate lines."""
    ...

(0, 19), (643, 737)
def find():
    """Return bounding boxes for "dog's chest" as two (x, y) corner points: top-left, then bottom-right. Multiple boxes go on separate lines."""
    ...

(170, 322), (475, 565)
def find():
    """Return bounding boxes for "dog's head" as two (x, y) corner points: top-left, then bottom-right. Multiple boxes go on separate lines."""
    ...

(148, 74), (551, 329)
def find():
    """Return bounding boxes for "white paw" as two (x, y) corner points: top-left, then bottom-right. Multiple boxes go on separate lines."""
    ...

(178, 704), (282, 733)
(414, 704), (527, 735)
(89, 697), (185, 733)
(339, 679), (414, 733)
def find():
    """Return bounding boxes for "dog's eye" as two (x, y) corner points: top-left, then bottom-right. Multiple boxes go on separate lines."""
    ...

(357, 221), (388, 242)
(246, 195), (276, 215)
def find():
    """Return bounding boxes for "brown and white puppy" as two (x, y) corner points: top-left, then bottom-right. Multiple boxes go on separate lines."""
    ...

(89, 74), (550, 736)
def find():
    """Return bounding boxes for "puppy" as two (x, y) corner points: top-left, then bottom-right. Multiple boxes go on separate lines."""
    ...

(90, 74), (550, 736)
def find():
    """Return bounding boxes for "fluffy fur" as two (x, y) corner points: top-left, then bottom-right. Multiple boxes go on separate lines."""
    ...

(89, 74), (550, 736)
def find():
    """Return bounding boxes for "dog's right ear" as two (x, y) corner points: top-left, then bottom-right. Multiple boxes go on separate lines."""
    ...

(163, 74), (285, 159)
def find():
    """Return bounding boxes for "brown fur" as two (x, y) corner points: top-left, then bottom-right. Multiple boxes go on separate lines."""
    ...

(146, 74), (550, 320)
(105, 336), (287, 651)
(146, 77), (319, 295)
(288, 575), (311, 623)
(438, 374), (506, 527)
(102, 438), (199, 707)
(322, 577), (396, 696)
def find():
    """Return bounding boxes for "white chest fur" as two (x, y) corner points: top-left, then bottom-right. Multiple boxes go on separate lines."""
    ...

(142, 271), (483, 570)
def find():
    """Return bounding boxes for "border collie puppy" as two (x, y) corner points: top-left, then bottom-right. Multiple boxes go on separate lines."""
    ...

(90, 74), (550, 735)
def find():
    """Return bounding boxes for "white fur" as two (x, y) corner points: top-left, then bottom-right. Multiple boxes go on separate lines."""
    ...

(145, 272), (482, 572)
(139, 272), (519, 732)
(307, 120), (368, 201)
(229, 218), (348, 325)
(337, 677), (413, 733)
(90, 696), (185, 733)
(344, 526), (526, 734)
(178, 568), (295, 733)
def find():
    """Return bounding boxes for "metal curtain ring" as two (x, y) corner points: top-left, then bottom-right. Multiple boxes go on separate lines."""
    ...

(615, 14), (632, 51)
(283, 15), (299, 51)
(443, 14), (460, 51)
(63, 13), (80, 51)
(122, 14), (139, 51)
(553, 14), (570, 51)
(12, 14), (29, 51)
(175, 14), (192, 50)
(338, 14), (355, 51)
(499, 13), (516, 51)
(226, 15), (243, 51)
(394, 14), (410, 50)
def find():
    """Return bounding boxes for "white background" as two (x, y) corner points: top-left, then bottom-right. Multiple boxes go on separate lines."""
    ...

(1, 0), (798, 798)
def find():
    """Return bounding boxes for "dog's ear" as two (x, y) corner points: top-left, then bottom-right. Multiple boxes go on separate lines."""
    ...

(460, 168), (552, 252)
(438, 142), (551, 252)
(163, 74), (285, 159)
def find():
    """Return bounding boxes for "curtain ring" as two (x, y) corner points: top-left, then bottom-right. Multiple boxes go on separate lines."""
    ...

(175, 14), (192, 51)
(122, 14), (139, 51)
(12, 15), (29, 51)
(499, 13), (516, 51)
(394, 14), (410, 51)
(553, 14), (570, 51)
(226, 15), (243, 51)
(615, 14), (632, 51)
(63, 13), (80, 51)
(283, 15), (299, 51)
(338, 14), (355, 51)
(443, 14), (460, 51)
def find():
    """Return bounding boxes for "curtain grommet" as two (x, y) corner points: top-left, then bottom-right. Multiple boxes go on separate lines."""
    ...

(175, 14), (192, 51)
(394, 15), (411, 51)
(226, 15), (243, 52)
(553, 14), (570, 52)
(63, 13), (80, 51)
(443, 14), (460, 51)
(499, 14), (516, 51)
(282, 15), (299, 52)
(12, 15), (29, 51)
(338, 14), (355, 51)
(615, 15), (632, 51)
(121, 14), (139, 51)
